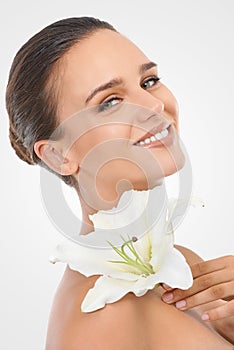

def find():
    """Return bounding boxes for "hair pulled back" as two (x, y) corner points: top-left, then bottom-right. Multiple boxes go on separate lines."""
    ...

(6, 17), (116, 186)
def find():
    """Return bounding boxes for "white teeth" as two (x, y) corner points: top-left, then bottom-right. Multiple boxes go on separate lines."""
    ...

(161, 129), (168, 138)
(155, 132), (163, 140)
(135, 126), (169, 146)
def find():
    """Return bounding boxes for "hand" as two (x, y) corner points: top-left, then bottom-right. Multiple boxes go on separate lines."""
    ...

(161, 255), (234, 322)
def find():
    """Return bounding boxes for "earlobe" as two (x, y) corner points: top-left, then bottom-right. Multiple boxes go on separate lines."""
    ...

(33, 140), (78, 176)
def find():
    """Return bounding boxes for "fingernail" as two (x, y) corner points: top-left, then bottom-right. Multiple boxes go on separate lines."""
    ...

(162, 283), (172, 290)
(175, 300), (186, 309)
(162, 293), (174, 302)
(201, 313), (209, 321)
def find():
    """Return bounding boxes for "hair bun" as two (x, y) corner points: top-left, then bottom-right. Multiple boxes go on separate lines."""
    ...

(9, 126), (34, 165)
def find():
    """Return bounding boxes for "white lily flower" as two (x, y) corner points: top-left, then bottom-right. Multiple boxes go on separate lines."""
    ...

(50, 187), (204, 313)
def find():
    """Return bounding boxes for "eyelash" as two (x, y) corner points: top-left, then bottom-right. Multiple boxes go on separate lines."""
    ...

(98, 76), (161, 112)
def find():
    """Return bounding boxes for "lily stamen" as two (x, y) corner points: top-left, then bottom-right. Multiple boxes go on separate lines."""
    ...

(107, 235), (154, 276)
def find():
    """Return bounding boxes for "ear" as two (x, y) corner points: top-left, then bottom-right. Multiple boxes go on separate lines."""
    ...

(33, 140), (78, 176)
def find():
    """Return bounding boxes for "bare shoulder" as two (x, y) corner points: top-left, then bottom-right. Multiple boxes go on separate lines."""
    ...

(45, 257), (232, 350)
(45, 267), (145, 350)
(45, 267), (100, 349)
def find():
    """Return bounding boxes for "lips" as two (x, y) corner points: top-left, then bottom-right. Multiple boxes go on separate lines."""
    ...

(133, 122), (171, 144)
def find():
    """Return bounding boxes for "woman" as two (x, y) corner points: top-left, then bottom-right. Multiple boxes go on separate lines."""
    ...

(6, 17), (234, 349)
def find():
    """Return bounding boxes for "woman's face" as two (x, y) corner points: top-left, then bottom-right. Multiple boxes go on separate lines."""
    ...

(44, 29), (185, 207)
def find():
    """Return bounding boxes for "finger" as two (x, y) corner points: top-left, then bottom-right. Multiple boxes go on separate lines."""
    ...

(161, 283), (174, 291)
(162, 269), (232, 304)
(201, 300), (234, 321)
(191, 255), (234, 279)
(175, 282), (234, 311)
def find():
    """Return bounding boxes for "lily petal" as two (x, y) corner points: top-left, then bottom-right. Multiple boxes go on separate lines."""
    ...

(89, 189), (149, 230)
(154, 246), (193, 289)
(50, 239), (139, 281)
(81, 275), (136, 312)
(89, 185), (166, 236)
(132, 274), (161, 296)
(132, 231), (152, 262)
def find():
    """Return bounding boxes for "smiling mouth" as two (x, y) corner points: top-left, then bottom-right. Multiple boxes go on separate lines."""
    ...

(133, 124), (172, 147)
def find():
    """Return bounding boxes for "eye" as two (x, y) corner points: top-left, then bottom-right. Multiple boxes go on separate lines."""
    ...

(98, 97), (122, 112)
(141, 76), (161, 89)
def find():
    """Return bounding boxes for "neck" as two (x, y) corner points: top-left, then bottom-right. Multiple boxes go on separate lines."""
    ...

(77, 180), (135, 235)
(76, 187), (122, 235)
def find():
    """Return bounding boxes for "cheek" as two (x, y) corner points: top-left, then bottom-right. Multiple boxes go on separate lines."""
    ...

(69, 124), (131, 162)
(159, 85), (179, 129)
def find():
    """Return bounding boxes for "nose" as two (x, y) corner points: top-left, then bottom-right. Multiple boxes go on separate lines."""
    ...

(131, 88), (164, 122)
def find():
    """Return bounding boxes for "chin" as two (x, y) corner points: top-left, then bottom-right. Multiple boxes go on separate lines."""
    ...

(164, 149), (186, 176)
(129, 149), (186, 191)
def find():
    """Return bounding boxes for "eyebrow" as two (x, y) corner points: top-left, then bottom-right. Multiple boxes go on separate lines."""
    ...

(85, 61), (157, 104)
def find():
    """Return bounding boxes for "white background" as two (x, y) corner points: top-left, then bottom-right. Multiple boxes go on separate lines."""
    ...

(1, 0), (234, 349)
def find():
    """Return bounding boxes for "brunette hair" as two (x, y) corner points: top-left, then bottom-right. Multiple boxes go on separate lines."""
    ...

(6, 17), (116, 187)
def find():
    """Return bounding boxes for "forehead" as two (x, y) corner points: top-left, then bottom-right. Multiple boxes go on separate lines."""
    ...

(64, 29), (148, 77)
(57, 30), (150, 119)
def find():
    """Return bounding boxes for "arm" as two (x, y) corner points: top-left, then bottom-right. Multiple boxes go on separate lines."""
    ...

(162, 245), (234, 344)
